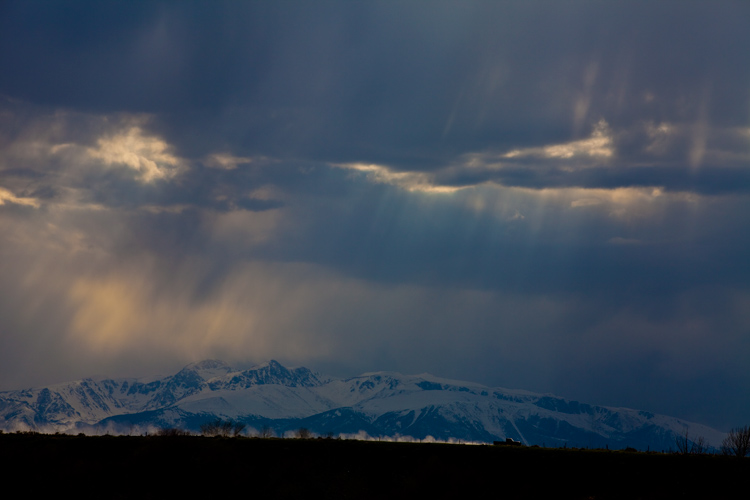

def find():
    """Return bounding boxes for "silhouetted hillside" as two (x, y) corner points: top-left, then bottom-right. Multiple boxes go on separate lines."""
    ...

(2, 432), (747, 499)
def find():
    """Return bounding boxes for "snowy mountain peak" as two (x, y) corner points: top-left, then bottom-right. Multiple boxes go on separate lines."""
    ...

(181, 359), (234, 379)
(230, 359), (323, 388)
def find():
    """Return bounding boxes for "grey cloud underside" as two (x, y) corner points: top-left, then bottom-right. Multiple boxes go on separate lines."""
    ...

(2, 2), (749, 166)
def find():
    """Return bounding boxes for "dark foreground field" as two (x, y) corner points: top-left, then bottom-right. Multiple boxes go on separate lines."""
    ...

(2, 433), (746, 499)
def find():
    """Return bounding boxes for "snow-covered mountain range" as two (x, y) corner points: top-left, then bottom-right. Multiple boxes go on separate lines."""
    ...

(0, 359), (724, 450)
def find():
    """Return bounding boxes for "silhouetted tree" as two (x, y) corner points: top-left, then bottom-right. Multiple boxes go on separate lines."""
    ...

(690, 436), (707, 455)
(674, 427), (707, 455)
(721, 425), (750, 457)
(156, 427), (191, 437)
(297, 427), (312, 439)
(232, 421), (246, 437)
(258, 425), (274, 439)
(200, 418), (245, 437)
(200, 419), (222, 436)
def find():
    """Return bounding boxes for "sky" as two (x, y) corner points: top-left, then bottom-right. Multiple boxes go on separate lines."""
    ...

(1, 0), (749, 431)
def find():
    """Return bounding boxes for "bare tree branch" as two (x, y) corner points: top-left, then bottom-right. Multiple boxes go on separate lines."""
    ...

(721, 425), (750, 457)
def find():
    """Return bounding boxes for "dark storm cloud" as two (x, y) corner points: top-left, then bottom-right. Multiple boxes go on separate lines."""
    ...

(2, 1), (749, 172)
(1, 1), (750, 431)
(263, 172), (750, 297)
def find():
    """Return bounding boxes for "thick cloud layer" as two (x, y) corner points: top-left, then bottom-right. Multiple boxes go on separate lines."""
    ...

(1, 1), (749, 431)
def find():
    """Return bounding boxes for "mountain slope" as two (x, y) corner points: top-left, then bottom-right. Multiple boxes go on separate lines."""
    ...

(0, 360), (724, 451)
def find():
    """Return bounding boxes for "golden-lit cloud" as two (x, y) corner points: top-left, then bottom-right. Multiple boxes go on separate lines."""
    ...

(334, 162), (463, 193)
(0, 187), (39, 208)
(334, 122), (618, 200)
(501, 119), (613, 161)
(0, 111), (185, 198)
(86, 125), (184, 182)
